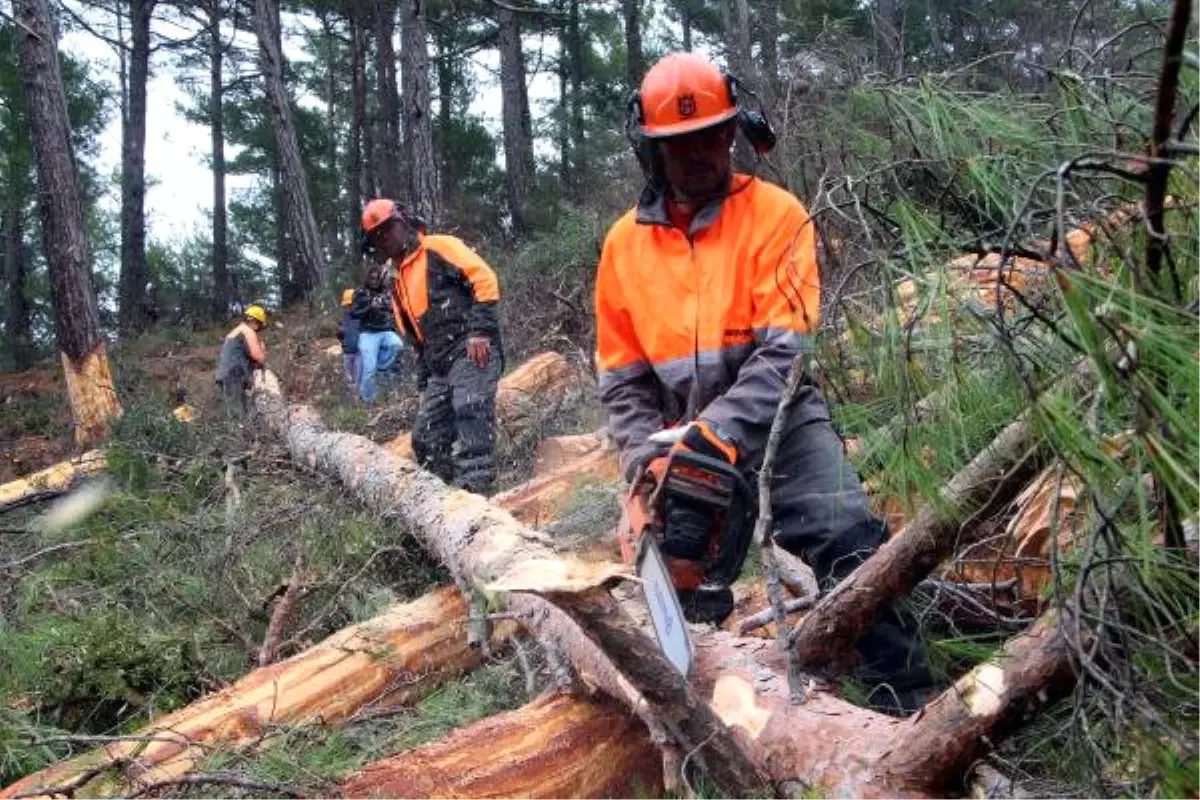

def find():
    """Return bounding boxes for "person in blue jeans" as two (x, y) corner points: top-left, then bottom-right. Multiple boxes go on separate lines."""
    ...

(350, 265), (403, 403)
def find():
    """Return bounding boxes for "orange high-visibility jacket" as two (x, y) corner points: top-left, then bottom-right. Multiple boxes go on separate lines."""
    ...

(595, 175), (827, 480)
(391, 233), (501, 374)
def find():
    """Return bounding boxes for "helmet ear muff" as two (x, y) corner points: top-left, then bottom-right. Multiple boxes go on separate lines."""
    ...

(726, 74), (777, 155)
(626, 90), (664, 186)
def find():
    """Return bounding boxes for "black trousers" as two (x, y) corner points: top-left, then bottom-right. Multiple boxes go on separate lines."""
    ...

(765, 417), (933, 712)
(412, 355), (502, 495)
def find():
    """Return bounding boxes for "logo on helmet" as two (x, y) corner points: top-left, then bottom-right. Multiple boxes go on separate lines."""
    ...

(677, 94), (697, 118)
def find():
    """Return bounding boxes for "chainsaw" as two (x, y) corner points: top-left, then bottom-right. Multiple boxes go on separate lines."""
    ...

(617, 428), (756, 675)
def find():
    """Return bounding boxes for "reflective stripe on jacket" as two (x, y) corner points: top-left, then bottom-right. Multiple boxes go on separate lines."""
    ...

(391, 233), (502, 374)
(595, 174), (826, 479)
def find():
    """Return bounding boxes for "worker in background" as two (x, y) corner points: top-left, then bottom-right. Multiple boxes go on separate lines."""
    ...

(360, 199), (503, 495)
(216, 304), (268, 417)
(350, 264), (403, 404)
(595, 52), (932, 714)
(337, 288), (362, 398)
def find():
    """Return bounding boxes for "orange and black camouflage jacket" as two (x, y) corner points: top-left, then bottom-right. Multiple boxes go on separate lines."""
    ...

(595, 175), (827, 480)
(390, 233), (501, 375)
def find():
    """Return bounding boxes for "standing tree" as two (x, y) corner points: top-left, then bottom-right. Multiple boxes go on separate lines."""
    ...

(621, 0), (644, 87)
(373, 0), (402, 199)
(496, 4), (532, 233)
(14, 0), (122, 446)
(348, 3), (369, 242)
(205, 0), (231, 319)
(399, 0), (437, 224)
(253, 0), (326, 298)
(117, 0), (158, 335)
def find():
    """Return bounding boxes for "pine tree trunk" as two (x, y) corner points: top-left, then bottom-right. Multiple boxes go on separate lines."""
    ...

(874, 0), (905, 77)
(374, 0), (402, 199)
(254, 0), (326, 299)
(348, 7), (368, 226)
(621, 0), (644, 88)
(726, 0), (756, 172)
(567, 0), (584, 201)
(680, 1), (692, 51)
(434, 29), (454, 212)
(208, 0), (229, 320)
(320, 10), (341, 260)
(399, 0), (437, 224)
(118, 0), (155, 336)
(497, 5), (528, 233)
(14, 0), (122, 446)
(556, 22), (570, 191)
(3, 194), (32, 369)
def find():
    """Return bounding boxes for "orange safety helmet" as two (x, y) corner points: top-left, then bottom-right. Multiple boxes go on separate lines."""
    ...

(361, 198), (402, 234)
(635, 53), (737, 139)
(340, 288), (354, 308)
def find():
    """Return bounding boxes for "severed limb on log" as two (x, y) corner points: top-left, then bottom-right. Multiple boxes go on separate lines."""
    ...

(341, 692), (665, 799)
(1, 588), (508, 800)
(0, 450), (106, 513)
(866, 609), (1080, 796)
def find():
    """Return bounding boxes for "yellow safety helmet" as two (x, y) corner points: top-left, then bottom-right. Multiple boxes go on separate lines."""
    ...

(245, 305), (268, 325)
(340, 289), (354, 308)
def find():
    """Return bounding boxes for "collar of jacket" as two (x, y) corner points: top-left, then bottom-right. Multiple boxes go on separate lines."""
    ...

(634, 174), (756, 238)
(396, 232), (427, 272)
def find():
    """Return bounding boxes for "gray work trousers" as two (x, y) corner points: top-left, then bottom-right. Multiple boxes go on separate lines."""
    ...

(765, 417), (932, 712)
(412, 355), (502, 495)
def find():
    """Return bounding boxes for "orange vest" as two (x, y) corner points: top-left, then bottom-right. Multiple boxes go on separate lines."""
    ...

(594, 175), (825, 477)
(391, 233), (501, 373)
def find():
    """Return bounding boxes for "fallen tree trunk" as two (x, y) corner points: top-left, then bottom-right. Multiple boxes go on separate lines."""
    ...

(241, 371), (1088, 797)
(1, 588), (508, 800)
(0, 449), (106, 512)
(341, 692), (664, 799)
(250, 370), (769, 796)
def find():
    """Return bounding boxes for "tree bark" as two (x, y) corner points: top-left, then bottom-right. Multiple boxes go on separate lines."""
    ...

(622, 0), (644, 88)
(556, 23), (570, 191)
(0, 588), (509, 800)
(254, 0), (326, 298)
(680, 0), (692, 51)
(342, 692), (664, 798)
(433, 28), (454, 212)
(566, 0), (584, 200)
(373, 0), (402, 199)
(14, 0), (122, 447)
(117, 0), (156, 336)
(726, 0), (756, 172)
(319, 9), (341, 259)
(208, 0), (229, 320)
(497, 5), (529, 233)
(399, 0), (437, 224)
(348, 6), (368, 233)
(3, 193), (32, 369)
(874, 0), (905, 77)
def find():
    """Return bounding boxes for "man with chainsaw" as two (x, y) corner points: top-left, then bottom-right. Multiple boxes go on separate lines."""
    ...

(596, 52), (931, 712)
(360, 199), (503, 495)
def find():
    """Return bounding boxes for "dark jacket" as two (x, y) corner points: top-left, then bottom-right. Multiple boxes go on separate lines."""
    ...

(392, 233), (502, 376)
(350, 286), (397, 333)
(337, 310), (362, 354)
(216, 322), (266, 385)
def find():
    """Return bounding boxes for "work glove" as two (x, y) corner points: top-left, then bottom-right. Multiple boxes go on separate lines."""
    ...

(661, 421), (738, 562)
